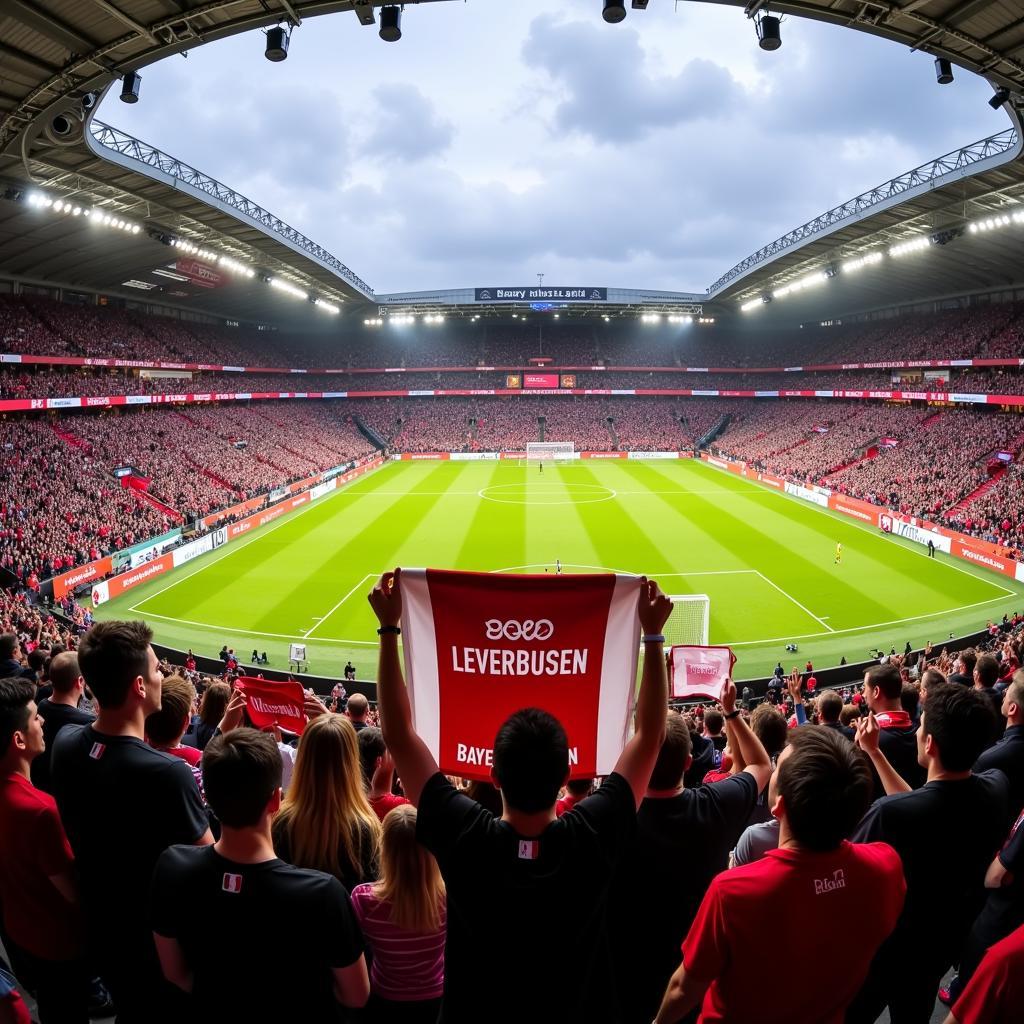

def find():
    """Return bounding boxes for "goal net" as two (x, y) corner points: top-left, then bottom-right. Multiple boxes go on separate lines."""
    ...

(526, 442), (575, 465)
(663, 595), (710, 647)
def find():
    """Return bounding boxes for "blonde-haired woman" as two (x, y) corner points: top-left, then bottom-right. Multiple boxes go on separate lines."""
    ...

(351, 805), (446, 1022)
(272, 714), (381, 890)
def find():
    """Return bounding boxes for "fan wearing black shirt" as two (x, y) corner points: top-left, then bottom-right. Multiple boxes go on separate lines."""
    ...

(368, 568), (673, 1024)
(848, 684), (1010, 1024)
(51, 621), (214, 1024)
(862, 663), (926, 796)
(31, 651), (93, 794)
(818, 689), (855, 740)
(974, 673), (1024, 822)
(151, 729), (369, 1022)
(609, 686), (772, 1024)
(974, 653), (1006, 740)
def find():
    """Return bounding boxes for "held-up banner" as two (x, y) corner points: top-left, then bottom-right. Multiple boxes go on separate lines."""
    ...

(400, 569), (642, 781)
(234, 677), (307, 735)
(669, 646), (736, 702)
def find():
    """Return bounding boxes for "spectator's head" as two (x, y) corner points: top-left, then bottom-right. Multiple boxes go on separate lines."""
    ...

(862, 663), (902, 712)
(0, 634), (20, 664)
(974, 653), (1000, 691)
(145, 674), (196, 750)
(918, 683), (997, 773)
(203, 729), (282, 828)
(0, 678), (40, 766)
(703, 708), (724, 737)
(750, 703), (788, 758)
(773, 726), (873, 852)
(901, 683), (921, 720)
(566, 778), (594, 799)
(376, 805), (444, 933)
(491, 708), (569, 814)
(357, 726), (386, 788)
(198, 681), (231, 727)
(840, 704), (861, 728)
(956, 647), (978, 678)
(817, 690), (843, 725)
(26, 650), (46, 678)
(648, 712), (692, 791)
(346, 692), (368, 722)
(48, 650), (83, 701)
(920, 667), (945, 699)
(1001, 671), (1024, 726)
(275, 714), (382, 881)
(77, 620), (160, 714)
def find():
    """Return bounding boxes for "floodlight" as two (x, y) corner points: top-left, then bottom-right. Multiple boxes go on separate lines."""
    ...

(379, 6), (402, 42)
(120, 72), (142, 104)
(989, 87), (1011, 109)
(934, 58), (953, 85)
(757, 15), (781, 51)
(603, 1), (626, 24)
(265, 26), (290, 62)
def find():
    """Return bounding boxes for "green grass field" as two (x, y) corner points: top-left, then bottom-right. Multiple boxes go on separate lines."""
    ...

(93, 458), (1024, 681)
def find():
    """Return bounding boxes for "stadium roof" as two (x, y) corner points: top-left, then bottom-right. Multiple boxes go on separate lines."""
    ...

(2, 1), (1024, 328)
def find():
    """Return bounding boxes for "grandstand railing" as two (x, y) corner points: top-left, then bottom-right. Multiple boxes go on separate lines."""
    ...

(707, 128), (1021, 296)
(88, 121), (374, 298)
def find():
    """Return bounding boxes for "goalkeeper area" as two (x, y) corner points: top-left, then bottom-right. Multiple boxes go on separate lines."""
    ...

(93, 458), (1024, 681)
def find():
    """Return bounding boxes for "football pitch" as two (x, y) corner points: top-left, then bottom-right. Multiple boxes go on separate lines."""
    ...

(94, 459), (1024, 681)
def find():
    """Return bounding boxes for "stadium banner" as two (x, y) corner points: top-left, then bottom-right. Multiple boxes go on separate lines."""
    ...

(397, 452), (451, 461)
(951, 539), (1018, 579)
(524, 373), (560, 389)
(400, 568), (641, 781)
(784, 481), (830, 507)
(627, 451), (684, 459)
(309, 478), (338, 501)
(581, 451), (627, 459)
(235, 677), (307, 735)
(879, 514), (952, 555)
(473, 287), (607, 302)
(52, 556), (114, 600)
(92, 553), (174, 606)
(829, 494), (879, 526)
(670, 645), (736, 701)
(172, 533), (215, 568)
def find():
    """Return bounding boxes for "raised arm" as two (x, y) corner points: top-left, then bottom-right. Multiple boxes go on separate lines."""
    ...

(720, 681), (771, 793)
(612, 578), (673, 807)
(367, 568), (440, 806)
(855, 712), (911, 796)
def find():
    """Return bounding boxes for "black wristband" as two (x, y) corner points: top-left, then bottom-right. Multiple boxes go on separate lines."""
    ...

(723, 709), (742, 720)
(377, 625), (401, 636)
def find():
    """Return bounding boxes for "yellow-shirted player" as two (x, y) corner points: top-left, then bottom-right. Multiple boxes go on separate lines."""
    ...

(834, 542), (842, 565)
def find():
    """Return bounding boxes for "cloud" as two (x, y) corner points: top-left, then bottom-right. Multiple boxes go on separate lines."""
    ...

(362, 84), (455, 161)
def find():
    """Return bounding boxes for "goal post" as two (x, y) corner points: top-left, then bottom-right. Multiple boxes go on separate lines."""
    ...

(526, 442), (575, 465)
(663, 595), (710, 647)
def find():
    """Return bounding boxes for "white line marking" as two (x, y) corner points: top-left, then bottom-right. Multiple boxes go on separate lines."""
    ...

(303, 574), (375, 638)
(753, 569), (835, 632)
(130, 608), (380, 646)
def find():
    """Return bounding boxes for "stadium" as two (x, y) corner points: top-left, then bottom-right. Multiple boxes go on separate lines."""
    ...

(2, 2), (1024, 1023)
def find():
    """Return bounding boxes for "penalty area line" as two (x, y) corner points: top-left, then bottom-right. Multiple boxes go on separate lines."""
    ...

(303, 573), (376, 639)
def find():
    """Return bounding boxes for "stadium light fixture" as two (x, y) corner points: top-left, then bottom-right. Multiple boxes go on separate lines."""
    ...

(968, 208), (1024, 233)
(841, 252), (883, 273)
(603, 1), (627, 24)
(217, 255), (257, 279)
(989, 87), (1011, 110)
(313, 299), (340, 315)
(698, 317), (715, 324)
(265, 26), (290, 62)
(269, 277), (308, 300)
(740, 298), (761, 312)
(120, 72), (142, 104)
(756, 14), (781, 51)
(889, 236), (931, 257)
(379, 6), (402, 42)
(772, 270), (826, 299)
(934, 58), (954, 85)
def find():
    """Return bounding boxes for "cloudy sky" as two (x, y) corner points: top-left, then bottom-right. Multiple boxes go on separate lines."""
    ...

(104, 0), (1005, 295)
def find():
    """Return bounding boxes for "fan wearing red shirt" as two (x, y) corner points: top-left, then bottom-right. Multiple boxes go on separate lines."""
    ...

(0, 678), (89, 1023)
(556, 777), (593, 816)
(654, 726), (905, 1024)
(945, 921), (1024, 1024)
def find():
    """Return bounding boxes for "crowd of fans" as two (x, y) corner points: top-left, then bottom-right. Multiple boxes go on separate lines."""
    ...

(1, 584), (1024, 1023)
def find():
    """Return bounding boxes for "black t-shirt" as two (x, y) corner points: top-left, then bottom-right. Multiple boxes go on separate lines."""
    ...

(271, 817), (379, 893)
(853, 769), (1009, 963)
(975, 725), (1024, 823)
(870, 725), (926, 799)
(609, 773), (759, 1023)
(823, 720), (856, 741)
(31, 698), (94, 794)
(150, 846), (363, 1023)
(51, 725), (208, 965)
(684, 733), (714, 789)
(416, 771), (637, 1023)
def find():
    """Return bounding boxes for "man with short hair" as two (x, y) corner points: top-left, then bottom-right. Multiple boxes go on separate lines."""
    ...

(703, 708), (726, 753)
(150, 729), (369, 1020)
(848, 684), (1010, 1024)
(31, 651), (93, 794)
(0, 678), (89, 1023)
(556, 777), (593, 816)
(0, 634), (34, 682)
(862, 662), (926, 795)
(369, 569), (672, 1023)
(654, 727), (905, 1023)
(818, 689), (854, 740)
(974, 671), (1024, 820)
(611, 685), (772, 1023)
(51, 621), (213, 1023)
(975, 653), (1005, 735)
(949, 648), (978, 687)
(345, 691), (369, 731)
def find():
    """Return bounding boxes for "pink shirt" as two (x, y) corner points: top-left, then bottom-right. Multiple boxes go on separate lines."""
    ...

(350, 883), (446, 1001)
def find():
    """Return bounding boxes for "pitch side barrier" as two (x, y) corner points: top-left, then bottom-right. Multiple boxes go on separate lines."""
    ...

(391, 450), (693, 461)
(700, 452), (1024, 583)
(4, 349), (1024, 377)
(51, 456), (384, 605)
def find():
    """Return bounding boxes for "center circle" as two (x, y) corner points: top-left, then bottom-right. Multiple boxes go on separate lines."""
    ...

(478, 482), (616, 505)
